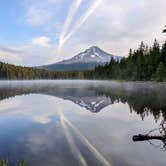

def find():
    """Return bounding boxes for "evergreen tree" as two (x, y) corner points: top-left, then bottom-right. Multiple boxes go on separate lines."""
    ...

(163, 25), (166, 33)
(1, 39), (166, 82)
(161, 41), (166, 63)
(86, 39), (166, 82)
(152, 62), (166, 82)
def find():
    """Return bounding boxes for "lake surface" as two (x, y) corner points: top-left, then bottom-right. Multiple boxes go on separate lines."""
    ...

(0, 80), (166, 166)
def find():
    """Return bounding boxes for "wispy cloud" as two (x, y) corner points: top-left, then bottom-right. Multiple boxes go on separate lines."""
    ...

(62, 0), (102, 47)
(25, 6), (52, 26)
(33, 114), (51, 124)
(59, 0), (83, 50)
(59, 111), (111, 166)
(31, 36), (52, 48)
(0, 97), (23, 112)
(67, 0), (166, 56)
(0, 46), (23, 65)
(23, 0), (60, 27)
(0, 0), (166, 65)
(59, 111), (88, 166)
(59, 0), (102, 50)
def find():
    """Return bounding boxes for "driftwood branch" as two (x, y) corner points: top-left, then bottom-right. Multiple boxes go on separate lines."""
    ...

(132, 120), (166, 151)
(133, 134), (164, 142)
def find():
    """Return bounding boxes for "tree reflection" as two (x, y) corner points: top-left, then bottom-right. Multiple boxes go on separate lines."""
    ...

(133, 120), (166, 151)
(94, 83), (166, 121)
(0, 81), (166, 120)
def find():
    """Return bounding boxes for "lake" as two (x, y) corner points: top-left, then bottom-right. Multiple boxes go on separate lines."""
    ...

(0, 80), (166, 166)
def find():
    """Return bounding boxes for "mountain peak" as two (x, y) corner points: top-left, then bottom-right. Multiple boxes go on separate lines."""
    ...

(40, 46), (122, 71)
(86, 46), (103, 53)
(89, 46), (100, 49)
(63, 46), (120, 64)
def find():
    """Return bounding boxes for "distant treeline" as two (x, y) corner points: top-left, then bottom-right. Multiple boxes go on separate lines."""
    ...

(85, 40), (166, 81)
(0, 62), (84, 79)
(0, 39), (166, 81)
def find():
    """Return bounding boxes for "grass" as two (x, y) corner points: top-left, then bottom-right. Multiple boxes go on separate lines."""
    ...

(0, 158), (27, 166)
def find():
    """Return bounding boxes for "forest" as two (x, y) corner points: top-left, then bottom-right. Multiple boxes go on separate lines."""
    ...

(85, 39), (166, 82)
(0, 62), (84, 79)
(0, 39), (166, 81)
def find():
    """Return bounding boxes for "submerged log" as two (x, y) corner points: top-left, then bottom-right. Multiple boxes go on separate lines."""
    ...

(133, 134), (164, 142)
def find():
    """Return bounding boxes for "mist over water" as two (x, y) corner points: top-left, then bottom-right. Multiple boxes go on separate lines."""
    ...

(0, 80), (166, 166)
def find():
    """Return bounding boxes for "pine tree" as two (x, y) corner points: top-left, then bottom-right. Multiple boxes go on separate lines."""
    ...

(152, 62), (166, 82)
(163, 25), (166, 33)
(161, 41), (166, 63)
(91, 40), (166, 81)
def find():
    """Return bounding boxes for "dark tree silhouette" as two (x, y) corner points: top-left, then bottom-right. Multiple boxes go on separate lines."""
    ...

(0, 61), (85, 80)
(85, 39), (166, 82)
(133, 120), (166, 151)
(163, 25), (166, 33)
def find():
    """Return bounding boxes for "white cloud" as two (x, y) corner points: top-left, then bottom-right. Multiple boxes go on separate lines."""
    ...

(65, 0), (166, 56)
(0, 98), (23, 112)
(23, 0), (60, 27)
(59, 0), (102, 50)
(58, 0), (83, 50)
(31, 36), (52, 48)
(33, 115), (51, 124)
(0, 46), (23, 65)
(1, 0), (166, 66)
(26, 6), (52, 26)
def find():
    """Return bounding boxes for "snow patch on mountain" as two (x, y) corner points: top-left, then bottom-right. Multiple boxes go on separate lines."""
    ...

(57, 46), (121, 64)
(39, 46), (122, 71)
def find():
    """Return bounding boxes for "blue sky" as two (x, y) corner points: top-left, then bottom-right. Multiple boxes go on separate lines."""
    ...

(0, 0), (166, 66)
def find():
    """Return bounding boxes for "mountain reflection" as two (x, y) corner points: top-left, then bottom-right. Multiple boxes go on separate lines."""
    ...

(0, 81), (166, 120)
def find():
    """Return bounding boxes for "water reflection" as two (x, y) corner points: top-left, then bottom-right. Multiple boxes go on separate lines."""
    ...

(133, 120), (166, 151)
(0, 80), (166, 166)
(0, 80), (166, 120)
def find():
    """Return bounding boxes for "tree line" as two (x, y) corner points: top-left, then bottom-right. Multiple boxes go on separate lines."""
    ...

(0, 39), (166, 81)
(0, 62), (84, 80)
(85, 40), (166, 82)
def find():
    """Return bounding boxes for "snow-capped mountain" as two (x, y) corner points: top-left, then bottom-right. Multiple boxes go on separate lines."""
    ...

(62, 95), (113, 113)
(40, 46), (121, 71)
(43, 88), (113, 112)
(58, 46), (121, 64)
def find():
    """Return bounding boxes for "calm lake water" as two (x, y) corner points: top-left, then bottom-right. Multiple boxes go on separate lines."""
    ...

(0, 80), (166, 166)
